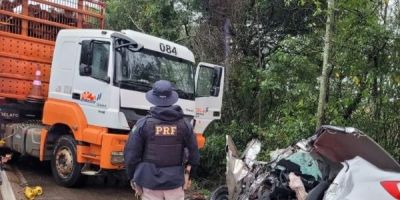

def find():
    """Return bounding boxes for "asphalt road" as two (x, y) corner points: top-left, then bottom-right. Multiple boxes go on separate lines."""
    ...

(5, 157), (136, 200)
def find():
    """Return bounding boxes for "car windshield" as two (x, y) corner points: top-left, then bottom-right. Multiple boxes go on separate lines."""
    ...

(115, 46), (195, 100)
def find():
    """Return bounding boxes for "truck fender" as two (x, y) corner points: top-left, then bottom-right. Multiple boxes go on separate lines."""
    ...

(42, 98), (88, 140)
(40, 99), (88, 160)
(40, 128), (48, 161)
(40, 123), (73, 161)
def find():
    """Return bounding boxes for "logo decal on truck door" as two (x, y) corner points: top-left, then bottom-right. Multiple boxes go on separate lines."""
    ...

(81, 91), (102, 103)
(195, 107), (209, 116)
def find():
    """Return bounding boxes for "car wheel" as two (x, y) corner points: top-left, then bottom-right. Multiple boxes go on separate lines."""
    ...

(210, 185), (229, 200)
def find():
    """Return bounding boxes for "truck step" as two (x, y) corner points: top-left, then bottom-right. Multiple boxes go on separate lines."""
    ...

(81, 170), (102, 176)
(81, 163), (101, 176)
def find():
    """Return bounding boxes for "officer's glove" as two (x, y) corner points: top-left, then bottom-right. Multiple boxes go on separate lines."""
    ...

(130, 181), (143, 197)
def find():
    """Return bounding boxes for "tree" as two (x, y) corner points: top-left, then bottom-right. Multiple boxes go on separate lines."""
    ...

(316, 0), (334, 129)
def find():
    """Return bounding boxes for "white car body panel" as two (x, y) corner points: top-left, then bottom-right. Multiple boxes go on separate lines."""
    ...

(324, 156), (400, 200)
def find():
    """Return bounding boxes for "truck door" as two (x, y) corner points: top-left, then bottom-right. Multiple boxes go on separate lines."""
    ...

(72, 39), (113, 128)
(194, 62), (224, 136)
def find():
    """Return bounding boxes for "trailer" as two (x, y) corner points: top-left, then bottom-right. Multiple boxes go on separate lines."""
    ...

(0, 0), (224, 187)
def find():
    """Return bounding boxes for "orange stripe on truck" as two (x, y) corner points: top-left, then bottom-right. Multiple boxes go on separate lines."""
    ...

(196, 133), (206, 149)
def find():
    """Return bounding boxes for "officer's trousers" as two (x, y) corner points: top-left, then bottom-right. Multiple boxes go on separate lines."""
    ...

(141, 187), (184, 200)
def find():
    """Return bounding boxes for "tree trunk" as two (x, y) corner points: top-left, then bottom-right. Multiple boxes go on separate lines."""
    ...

(223, 18), (231, 92)
(316, 0), (335, 129)
(372, 0), (389, 120)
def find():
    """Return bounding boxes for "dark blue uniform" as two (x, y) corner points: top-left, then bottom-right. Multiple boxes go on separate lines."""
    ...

(124, 105), (200, 190)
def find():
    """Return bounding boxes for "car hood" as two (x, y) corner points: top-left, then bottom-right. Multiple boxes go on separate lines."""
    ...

(311, 126), (400, 172)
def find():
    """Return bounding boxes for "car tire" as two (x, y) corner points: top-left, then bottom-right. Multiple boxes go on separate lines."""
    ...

(51, 135), (86, 187)
(210, 185), (229, 200)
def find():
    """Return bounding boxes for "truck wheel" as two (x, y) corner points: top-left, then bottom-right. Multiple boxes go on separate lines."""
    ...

(210, 185), (229, 200)
(51, 135), (86, 187)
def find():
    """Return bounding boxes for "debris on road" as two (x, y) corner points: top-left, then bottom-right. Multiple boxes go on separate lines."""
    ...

(24, 186), (43, 200)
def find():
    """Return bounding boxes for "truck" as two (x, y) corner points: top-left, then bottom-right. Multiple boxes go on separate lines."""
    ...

(0, 0), (224, 187)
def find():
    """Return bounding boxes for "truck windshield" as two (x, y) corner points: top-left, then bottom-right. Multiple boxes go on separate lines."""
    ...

(115, 47), (195, 100)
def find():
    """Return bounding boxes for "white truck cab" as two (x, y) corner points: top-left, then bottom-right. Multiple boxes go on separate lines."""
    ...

(49, 29), (224, 147)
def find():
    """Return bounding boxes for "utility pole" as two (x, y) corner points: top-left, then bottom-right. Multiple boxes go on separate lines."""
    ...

(316, 0), (335, 129)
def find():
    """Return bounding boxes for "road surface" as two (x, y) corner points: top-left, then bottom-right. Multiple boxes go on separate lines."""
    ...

(4, 156), (136, 200)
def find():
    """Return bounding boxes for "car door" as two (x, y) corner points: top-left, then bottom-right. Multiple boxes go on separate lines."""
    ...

(194, 62), (224, 135)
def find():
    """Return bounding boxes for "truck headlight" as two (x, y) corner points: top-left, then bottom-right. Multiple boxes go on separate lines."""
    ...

(111, 151), (124, 164)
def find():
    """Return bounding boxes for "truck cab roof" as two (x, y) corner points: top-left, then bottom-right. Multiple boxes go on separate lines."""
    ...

(57, 29), (195, 63)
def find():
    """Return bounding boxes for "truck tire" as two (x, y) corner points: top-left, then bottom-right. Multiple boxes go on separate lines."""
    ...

(51, 135), (86, 187)
(210, 185), (229, 200)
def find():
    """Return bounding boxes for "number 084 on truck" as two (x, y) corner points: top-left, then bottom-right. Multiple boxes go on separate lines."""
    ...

(0, 0), (224, 187)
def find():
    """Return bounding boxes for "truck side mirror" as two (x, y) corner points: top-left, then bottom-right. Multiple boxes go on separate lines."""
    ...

(79, 40), (93, 76)
(210, 67), (223, 96)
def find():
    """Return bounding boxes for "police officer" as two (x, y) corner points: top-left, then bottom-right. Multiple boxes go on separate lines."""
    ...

(124, 80), (200, 200)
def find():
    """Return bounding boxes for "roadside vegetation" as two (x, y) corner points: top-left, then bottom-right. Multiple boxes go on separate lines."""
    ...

(106, 0), (400, 193)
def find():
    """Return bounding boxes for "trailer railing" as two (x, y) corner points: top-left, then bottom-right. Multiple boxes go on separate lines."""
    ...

(0, 0), (105, 41)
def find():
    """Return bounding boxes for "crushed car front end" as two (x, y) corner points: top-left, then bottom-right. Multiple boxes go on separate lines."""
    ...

(212, 126), (400, 200)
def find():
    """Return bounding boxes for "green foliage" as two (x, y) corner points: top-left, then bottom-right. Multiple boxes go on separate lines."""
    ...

(200, 0), (400, 178)
(106, 0), (194, 42)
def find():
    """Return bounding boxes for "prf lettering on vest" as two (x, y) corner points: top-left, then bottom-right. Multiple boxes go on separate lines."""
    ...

(155, 125), (177, 136)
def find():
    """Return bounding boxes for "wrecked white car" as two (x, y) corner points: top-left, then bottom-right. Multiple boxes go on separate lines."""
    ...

(210, 126), (400, 200)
